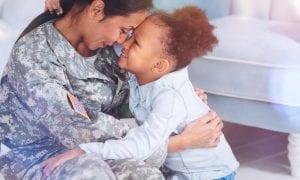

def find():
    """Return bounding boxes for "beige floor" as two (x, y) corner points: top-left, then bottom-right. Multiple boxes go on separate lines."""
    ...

(1, 122), (298, 180)
(223, 122), (299, 180)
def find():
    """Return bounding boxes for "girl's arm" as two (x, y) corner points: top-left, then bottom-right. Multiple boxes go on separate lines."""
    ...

(79, 88), (186, 160)
(39, 90), (222, 176)
(40, 88), (187, 176)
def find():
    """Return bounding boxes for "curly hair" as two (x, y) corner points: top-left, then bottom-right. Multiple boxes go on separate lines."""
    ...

(151, 6), (218, 71)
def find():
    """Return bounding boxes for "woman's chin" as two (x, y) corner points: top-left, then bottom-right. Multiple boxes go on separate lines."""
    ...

(88, 42), (105, 50)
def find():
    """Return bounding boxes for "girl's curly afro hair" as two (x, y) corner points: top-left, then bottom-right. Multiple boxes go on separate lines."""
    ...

(152, 6), (218, 70)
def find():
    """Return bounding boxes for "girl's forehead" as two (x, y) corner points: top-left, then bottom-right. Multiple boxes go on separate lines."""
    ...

(137, 18), (169, 39)
(135, 19), (168, 50)
(137, 17), (165, 34)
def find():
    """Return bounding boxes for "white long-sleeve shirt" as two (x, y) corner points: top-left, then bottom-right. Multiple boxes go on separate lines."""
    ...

(80, 67), (239, 179)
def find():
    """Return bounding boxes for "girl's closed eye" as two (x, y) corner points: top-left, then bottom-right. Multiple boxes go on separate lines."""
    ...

(133, 37), (140, 47)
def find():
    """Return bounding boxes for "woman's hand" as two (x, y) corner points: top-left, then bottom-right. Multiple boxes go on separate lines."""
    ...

(195, 87), (208, 104)
(39, 147), (85, 179)
(45, 0), (63, 15)
(168, 111), (223, 152)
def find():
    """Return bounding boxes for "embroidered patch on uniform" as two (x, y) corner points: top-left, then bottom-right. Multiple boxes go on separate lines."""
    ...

(67, 92), (90, 120)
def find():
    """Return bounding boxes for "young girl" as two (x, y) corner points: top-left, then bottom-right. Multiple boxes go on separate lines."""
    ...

(41, 6), (239, 179)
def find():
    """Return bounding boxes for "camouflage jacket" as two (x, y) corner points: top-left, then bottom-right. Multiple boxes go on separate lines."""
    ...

(0, 21), (149, 179)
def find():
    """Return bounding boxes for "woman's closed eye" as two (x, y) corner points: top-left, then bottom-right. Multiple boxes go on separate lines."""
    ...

(120, 28), (134, 40)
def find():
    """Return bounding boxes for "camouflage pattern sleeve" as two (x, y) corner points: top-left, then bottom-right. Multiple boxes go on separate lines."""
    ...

(0, 22), (163, 179)
(0, 39), (130, 150)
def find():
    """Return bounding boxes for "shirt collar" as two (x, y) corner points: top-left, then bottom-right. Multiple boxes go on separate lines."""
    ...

(129, 67), (189, 101)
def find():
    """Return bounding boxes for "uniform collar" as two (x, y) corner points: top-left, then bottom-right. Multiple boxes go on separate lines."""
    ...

(44, 21), (113, 81)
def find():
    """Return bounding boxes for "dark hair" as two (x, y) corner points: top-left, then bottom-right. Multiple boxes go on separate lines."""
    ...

(18, 0), (152, 40)
(152, 6), (218, 71)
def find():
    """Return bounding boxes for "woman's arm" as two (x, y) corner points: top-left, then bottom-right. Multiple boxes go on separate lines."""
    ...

(39, 89), (186, 176)
(5, 38), (130, 149)
(168, 111), (223, 152)
(40, 114), (222, 178)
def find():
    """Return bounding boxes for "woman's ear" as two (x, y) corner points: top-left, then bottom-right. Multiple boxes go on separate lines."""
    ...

(152, 59), (170, 74)
(88, 0), (105, 21)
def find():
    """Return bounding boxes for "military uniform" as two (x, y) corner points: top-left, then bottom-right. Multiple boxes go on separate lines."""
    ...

(0, 21), (164, 180)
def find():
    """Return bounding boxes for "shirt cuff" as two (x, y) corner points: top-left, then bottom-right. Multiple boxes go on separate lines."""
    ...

(79, 142), (104, 155)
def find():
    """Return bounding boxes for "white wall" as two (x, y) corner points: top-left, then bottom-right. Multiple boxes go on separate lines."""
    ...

(0, 0), (44, 74)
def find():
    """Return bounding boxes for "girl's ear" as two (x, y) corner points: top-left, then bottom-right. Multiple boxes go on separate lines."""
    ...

(87, 0), (105, 21)
(152, 59), (170, 74)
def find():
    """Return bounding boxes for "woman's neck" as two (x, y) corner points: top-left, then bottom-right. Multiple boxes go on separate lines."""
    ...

(54, 12), (97, 57)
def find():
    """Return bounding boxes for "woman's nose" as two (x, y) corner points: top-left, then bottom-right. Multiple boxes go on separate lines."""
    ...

(117, 33), (129, 45)
(121, 38), (133, 49)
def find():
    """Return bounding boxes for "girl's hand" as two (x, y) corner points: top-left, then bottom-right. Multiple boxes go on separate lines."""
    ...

(195, 87), (208, 104)
(39, 147), (85, 179)
(44, 0), (63, 15)
(168, 111), (223, 152)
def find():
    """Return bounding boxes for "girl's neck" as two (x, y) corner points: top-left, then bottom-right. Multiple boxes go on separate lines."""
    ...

(136, 75), (157, 86)
(135, 72), (167, 86)
(135, 64), (173, 85)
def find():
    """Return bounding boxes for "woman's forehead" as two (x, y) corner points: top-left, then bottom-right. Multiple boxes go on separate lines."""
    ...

(119, 10), (149, 28)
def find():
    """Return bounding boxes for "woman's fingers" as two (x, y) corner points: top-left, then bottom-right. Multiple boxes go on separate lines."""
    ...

(42, 162), (56, 179)
(199, 94), (208, 104)
(203, 111), (223, 147)
(201, 111), (217, 124)
(41, 155), (67, 179)
(39, 154), (66, 179)
(194, 87), (208, 104)
(194, 87), (204, 94)
(208, 112), (223, 133)
(38, 161), (47, 172)
(213, 131), (222, 146)
(44, 0), (63, 15)
(39, 158), (56, 180)
(209, 113), (223, 147)
(41, 148), (86, 179)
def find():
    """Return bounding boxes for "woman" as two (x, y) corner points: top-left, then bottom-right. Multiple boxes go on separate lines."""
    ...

(0, 0), (223, 179)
